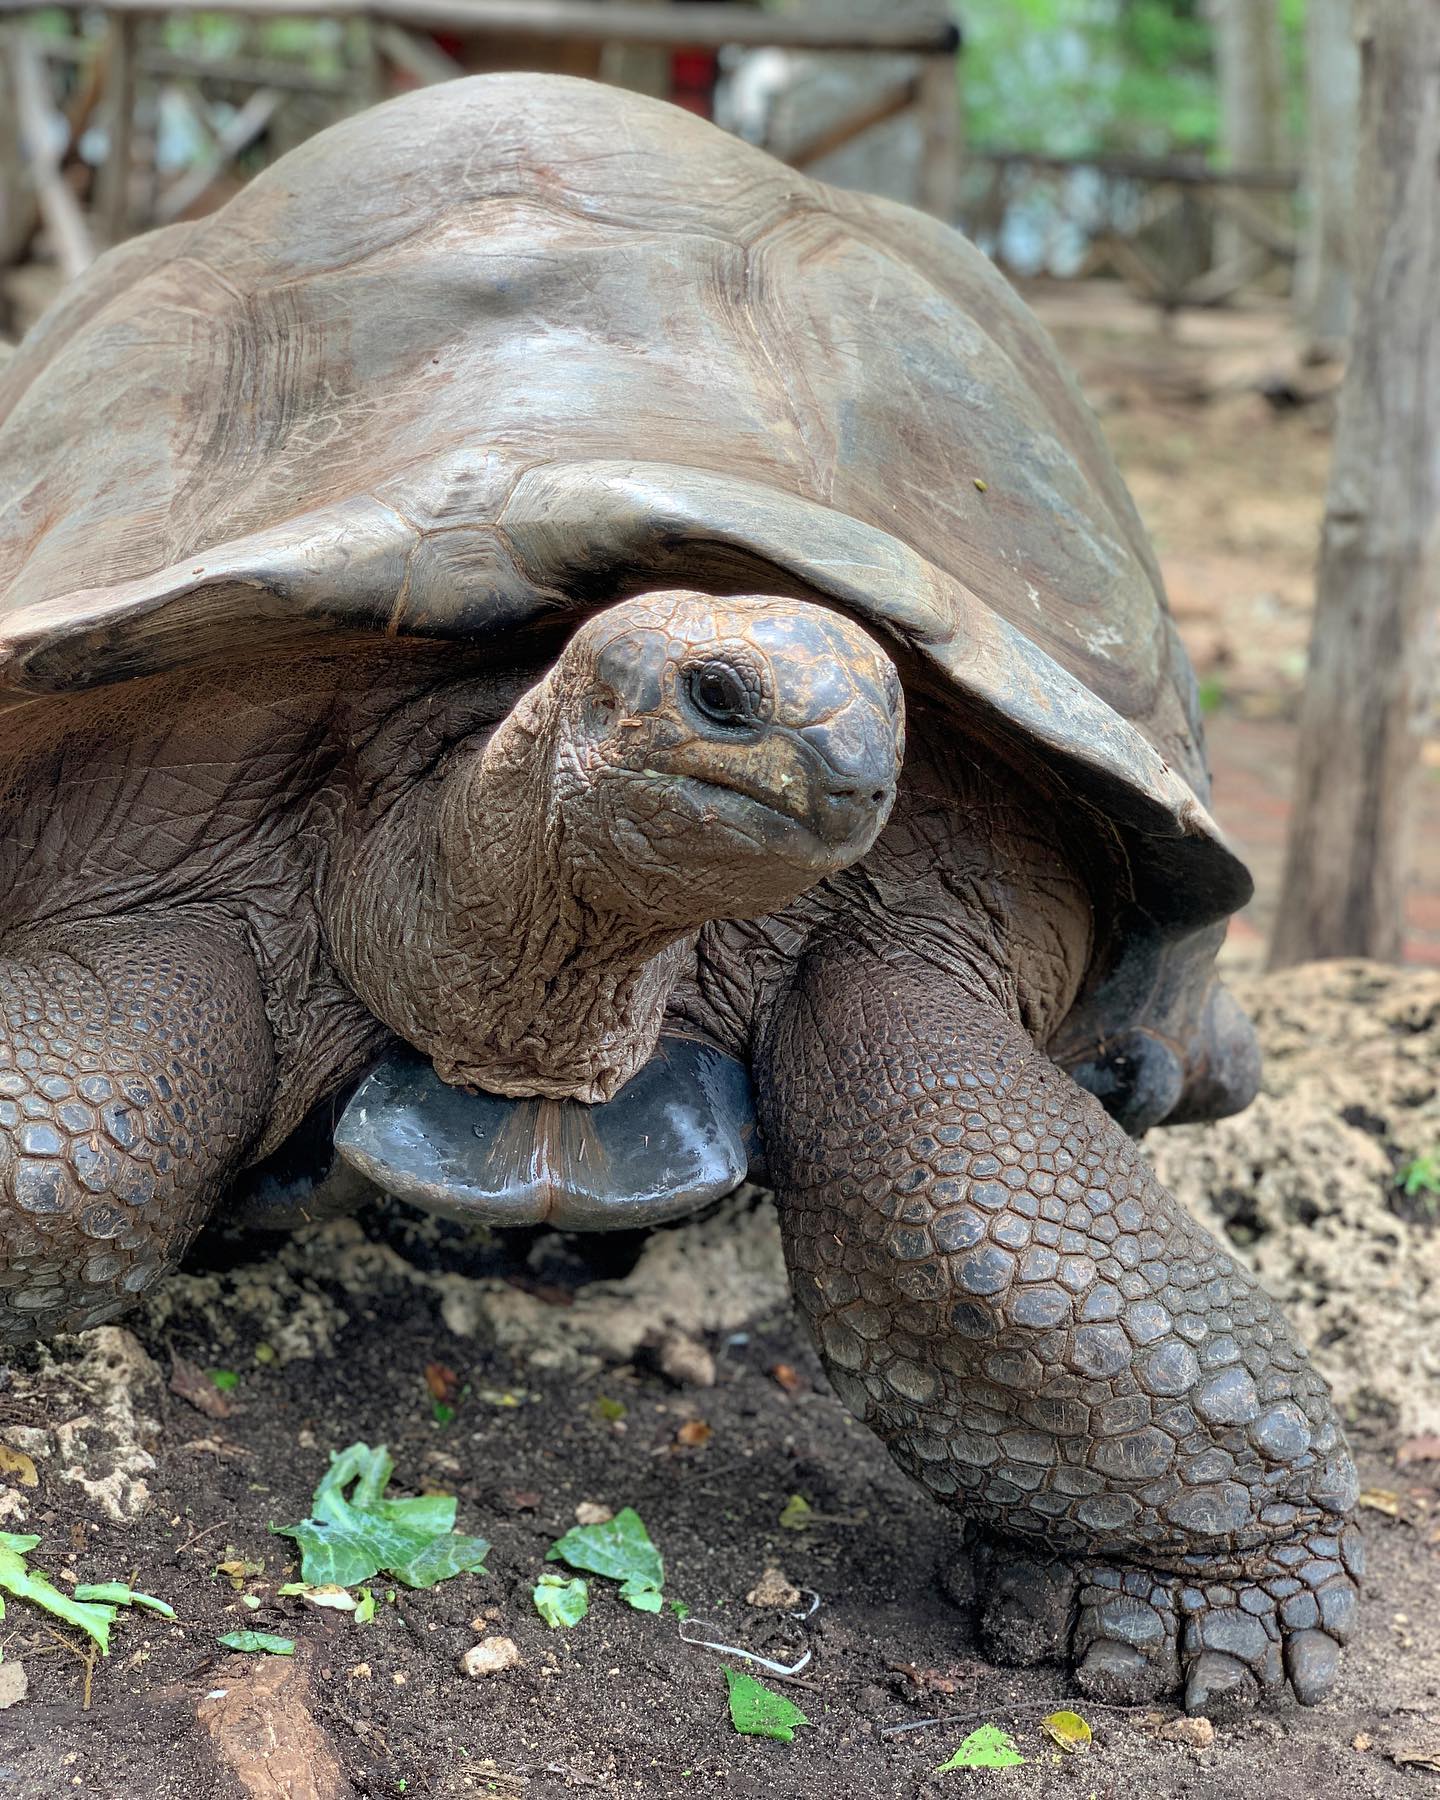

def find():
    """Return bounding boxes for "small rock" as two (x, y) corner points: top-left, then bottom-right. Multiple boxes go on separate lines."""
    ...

(1, 1427), (52, 1457)
(575, 1501), (614, 1526)
(460, 1636), (520, 1678)
(1160, 1715), (1216, 1749)
(655, 1331), (716, 1389)
(746, 1567), (801, 1609)
(0, 1660), (28, 1709)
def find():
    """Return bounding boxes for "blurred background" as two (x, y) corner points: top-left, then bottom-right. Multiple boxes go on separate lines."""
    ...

(2, 0), (1437, 970)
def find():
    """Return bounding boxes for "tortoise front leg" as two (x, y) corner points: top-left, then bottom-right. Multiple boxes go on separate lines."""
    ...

(0, 913), (274, 1344)
(758, 941), (1361, 1716)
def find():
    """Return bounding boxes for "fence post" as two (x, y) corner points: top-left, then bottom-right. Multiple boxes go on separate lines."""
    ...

(95, 12), (139, 247)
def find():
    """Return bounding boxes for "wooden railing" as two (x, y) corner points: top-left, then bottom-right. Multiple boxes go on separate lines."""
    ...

(962, 147), (1301, 308)
(0, 0), (962, 284)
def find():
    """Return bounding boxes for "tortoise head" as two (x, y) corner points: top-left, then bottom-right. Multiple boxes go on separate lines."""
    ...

(489, 589), (905, 925)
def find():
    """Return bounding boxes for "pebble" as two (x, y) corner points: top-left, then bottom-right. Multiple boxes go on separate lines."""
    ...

(1160, 1715), (1216, 1748)
(656, 1331), (717, 1388)
(746, 1566), (801, 1608)
(460, 1637), (521, 1679)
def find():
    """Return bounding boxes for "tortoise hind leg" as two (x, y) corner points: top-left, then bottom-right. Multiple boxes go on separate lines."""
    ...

(0, 912), (274, 1343)
(758, 940), (1361, 1716)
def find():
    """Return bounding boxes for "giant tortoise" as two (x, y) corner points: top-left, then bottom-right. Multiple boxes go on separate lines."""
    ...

(0, 74), (1358, 1713)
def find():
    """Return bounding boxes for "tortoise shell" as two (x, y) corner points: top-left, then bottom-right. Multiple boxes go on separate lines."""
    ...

(0, 72), (1249, 1084)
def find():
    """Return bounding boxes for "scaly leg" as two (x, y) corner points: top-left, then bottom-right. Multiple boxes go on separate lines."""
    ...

(759, 941), (1361, 1715)
(0, 913), (274, 1344)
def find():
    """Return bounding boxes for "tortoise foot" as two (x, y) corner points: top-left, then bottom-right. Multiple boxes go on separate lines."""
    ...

(971, 1521), (1363, 1717)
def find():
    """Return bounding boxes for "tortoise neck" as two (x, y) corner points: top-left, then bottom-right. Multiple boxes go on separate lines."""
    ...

(326, 691), (695, 1106)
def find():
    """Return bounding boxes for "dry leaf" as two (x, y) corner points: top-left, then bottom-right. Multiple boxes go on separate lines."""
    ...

(1392, 1743), (1440, 1773)
(1353, 1733), (1373, 1752)
(675, 1419), (712, 1448)
(424, 1363), (458, 1403)
(214, 1558), (262, 1591)
(1358, 1488), (1400, 1516)
(888, 1663), (960, 1695)
(771, 1364), (802, 1393)
(1397, 1436), (1440, 1466)
(170, 1354), (233, 1419)
(0, 1446), (38, 1488)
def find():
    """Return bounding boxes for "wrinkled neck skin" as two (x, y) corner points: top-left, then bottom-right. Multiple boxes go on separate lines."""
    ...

(674, 715), (1097, 1062)
(324, 686), (697, 1104)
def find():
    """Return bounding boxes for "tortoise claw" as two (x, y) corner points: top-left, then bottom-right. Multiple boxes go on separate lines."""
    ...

(964, 1522), (1360, 1716)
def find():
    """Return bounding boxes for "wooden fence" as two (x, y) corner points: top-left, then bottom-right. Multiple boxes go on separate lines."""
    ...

(964, 148), (1300, 307)
(0, 0), (961, 285)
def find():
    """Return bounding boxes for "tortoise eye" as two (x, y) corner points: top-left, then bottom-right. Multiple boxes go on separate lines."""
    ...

(683, 660), (758, 729)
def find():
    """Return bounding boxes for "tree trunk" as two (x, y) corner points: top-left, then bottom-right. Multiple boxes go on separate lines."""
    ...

(1296, 0), (1360, 347)
(1209, 0), (1289, 275)
(1268, 0), (1440, 970)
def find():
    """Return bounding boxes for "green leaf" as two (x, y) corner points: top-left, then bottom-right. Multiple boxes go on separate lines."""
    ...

(73, 1582), (176, 1619)
(935, 1725), (1025, 1771)
(1040, 1709), (1091, 1753)
(620, 1576), (663, 1612)
(723, 1668), (811, 1743)
(217, 1631), (295, 1655)
(272, 1443), (490, 1590)
(354, 1587), (377, 1625)
(207, 1368), (241, 1392)
(533, 1572), (589, 1628)
(389, 1532), (491, 1590)
(546, 1507), (662, 1612)
(668, 1599), (691, 1621)
(777, 1494), (812, 1531)
(0, 1539), (119, 1652)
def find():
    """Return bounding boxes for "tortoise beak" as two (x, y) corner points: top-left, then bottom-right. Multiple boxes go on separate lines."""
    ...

(657, 682), (903, 852)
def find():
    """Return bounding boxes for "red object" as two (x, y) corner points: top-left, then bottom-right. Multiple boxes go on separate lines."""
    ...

(669, 48), (718, 117)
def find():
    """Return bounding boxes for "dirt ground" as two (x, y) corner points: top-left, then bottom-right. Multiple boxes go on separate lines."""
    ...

(1, 280), (1438, 1798)
(0, 962), (1437, 1800)
(1028, 282), (1440, 966)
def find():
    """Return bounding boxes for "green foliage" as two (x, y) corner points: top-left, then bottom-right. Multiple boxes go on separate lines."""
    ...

(723, 1668), (811, 1743)
(73, 1582), (176, 1619)
(533, 1571), (590, 1628)
(545, 1507), (663, 1612)
(777, 1494), (812, 1531)
(0, 1534), (119, 1652)
(1398, 1152), (1440, 1207)
(272, 1443), (491, 1590)
(217, 1631), (296, 1655)
(958, 0), (1304, 159)
(935, 1724), (1026, 1770)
